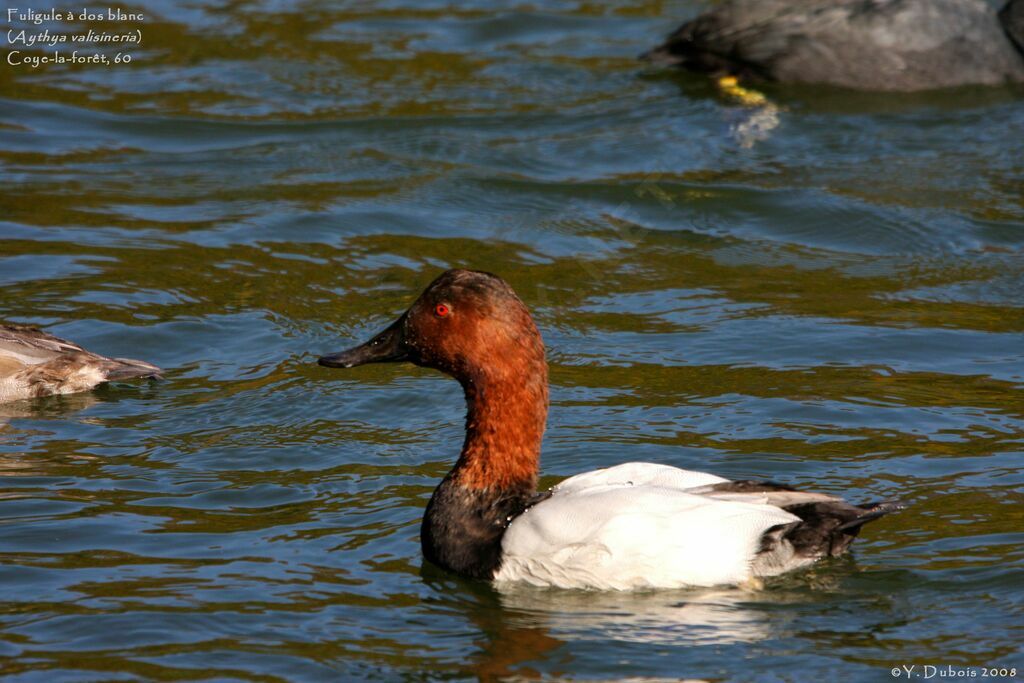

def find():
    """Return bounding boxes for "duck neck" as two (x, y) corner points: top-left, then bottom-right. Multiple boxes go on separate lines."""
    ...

(451, 362), (548, 493)
(420, 360), (548, 579)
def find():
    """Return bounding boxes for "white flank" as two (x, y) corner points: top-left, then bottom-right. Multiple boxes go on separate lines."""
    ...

(494, 462), (799, 590)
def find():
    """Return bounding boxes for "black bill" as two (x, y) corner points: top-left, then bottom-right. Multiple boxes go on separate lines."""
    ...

(318, 316), (408, 368)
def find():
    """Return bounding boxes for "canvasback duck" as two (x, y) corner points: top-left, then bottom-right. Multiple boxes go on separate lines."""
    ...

(0, 323), (161, 404)
(318, 270), (902, 590)
(643, 0), (1024, 91)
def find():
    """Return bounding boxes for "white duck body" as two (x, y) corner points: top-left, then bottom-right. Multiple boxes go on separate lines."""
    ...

(0, 323), (161, 403)
(495, 463), (839, 590)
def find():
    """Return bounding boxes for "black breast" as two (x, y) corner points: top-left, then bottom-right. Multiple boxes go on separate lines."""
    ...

(420, 477), (541, 580)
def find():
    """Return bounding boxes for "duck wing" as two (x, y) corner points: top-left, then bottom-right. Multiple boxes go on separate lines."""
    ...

(0, 323), (90, 363)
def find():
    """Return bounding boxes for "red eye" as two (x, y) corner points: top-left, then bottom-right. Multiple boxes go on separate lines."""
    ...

(435, 303), (450, 317)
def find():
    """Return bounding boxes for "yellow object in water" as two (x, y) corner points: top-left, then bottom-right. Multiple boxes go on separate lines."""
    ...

(717, 76), (768, 106)
(714, 75), (781, 148)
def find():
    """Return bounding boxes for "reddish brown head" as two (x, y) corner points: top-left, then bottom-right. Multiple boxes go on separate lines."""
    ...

(319, 269), (548, 490)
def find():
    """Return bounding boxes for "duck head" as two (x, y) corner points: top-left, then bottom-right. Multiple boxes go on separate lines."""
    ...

(318, 269), (546, 385)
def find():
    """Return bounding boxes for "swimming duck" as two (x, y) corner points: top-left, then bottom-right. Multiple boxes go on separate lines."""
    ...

(318, 270), (902, 590)
(0, 323), (161, 404)
(643, 0), (1024, 91)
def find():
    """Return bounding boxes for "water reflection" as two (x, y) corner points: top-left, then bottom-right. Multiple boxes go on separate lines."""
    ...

(0, 392), (99, 425)
(2, 0), (1023, 679)
(423, 567), (810, 676)
(498, 585), (779, 646)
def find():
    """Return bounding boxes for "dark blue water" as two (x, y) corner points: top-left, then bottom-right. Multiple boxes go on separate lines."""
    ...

(1, 1), (1023, 680)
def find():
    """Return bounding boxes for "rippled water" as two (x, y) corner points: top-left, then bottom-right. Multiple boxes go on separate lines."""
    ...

(2, 1), (1023, 680)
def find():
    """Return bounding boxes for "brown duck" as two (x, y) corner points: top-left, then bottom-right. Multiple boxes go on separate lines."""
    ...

(0, 323), (161, 403)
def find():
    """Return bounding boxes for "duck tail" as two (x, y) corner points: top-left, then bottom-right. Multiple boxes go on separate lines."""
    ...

(783, 500), (906, 559)
(835, 500), (906, 534)
(749, 495), (905, 578)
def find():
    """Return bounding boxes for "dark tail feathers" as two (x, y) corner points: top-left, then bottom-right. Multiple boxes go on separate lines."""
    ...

(835, 501), (906, 534)
(783, 500), (906, 559)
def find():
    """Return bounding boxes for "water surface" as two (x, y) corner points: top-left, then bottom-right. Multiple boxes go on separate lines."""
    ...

(1, 1), (1023, 680)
